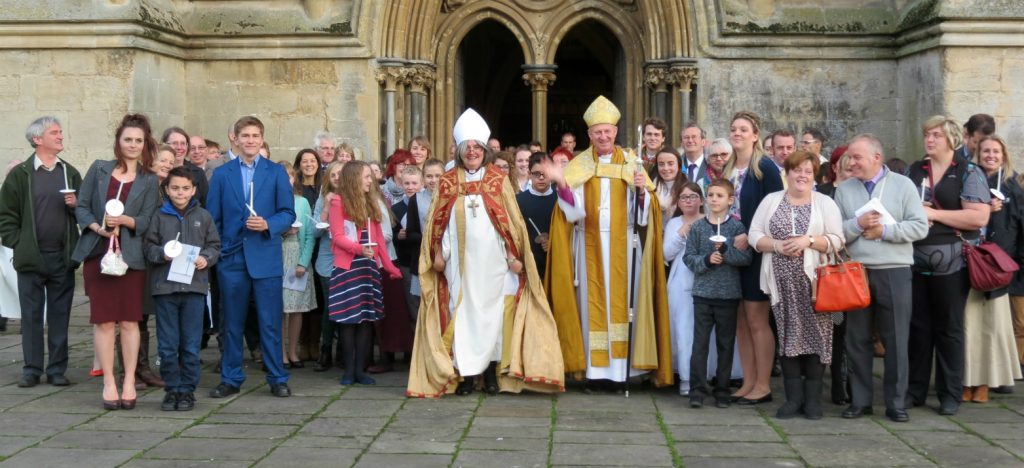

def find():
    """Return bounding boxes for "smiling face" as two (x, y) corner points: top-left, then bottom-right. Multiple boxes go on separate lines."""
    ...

(786, 159), (816, 195)
(643, 124), (665, 152)
(165, 174), (196, 210)
(360, 166), (373, 193)
(729, 118), (757, 154)
(979, 139), (1005, 175)
(707, 147), (730, 172)
(846, 140), (881, 182)
(236, 125), (264, 160)
(401, 172), (422, 197)
(166, 132), (188, 166)
(409, 141), (428, 165)
(515, 150), (531, 177)
(151, 149), (174, 180)
(423, 165), (443, 192)
(188, 136), (207, 166)
(492, 158), (510, 174)
(119, 127), (146, 162)
(317, 140), (336, 164)
(656, 152), (679, 182)
(463, 140), (486, 171)
(771, 135), (796, 165)
(588, 123), (617, 155)
(680, 127), (704, 158)
(299, 152), (319, 180)
(33, 123), (64, 156)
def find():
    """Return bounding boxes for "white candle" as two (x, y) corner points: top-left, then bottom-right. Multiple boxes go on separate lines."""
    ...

(528, 218), (542, 236)
(717, 215), (721, 237)
(62, 163), (69, 191)
(920, 179), (926, 201)
(249, 181), (254, 211)
(366, 217), (372, 245)
(115, 180), (124, 200)
(997, 167), (1003, 193)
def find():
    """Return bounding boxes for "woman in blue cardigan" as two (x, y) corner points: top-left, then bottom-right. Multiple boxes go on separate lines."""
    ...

(724, 111), (784, 405)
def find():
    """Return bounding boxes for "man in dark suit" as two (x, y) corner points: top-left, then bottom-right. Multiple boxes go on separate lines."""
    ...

(679, 123), (708, 184)
(391, 166), (427, 323)
(206, 116), (296, 398)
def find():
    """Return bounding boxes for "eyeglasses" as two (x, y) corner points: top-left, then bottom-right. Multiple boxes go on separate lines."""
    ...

(708, 152), (730, 160)
(800, 140), (818, 146)
(530, 171), (547, 178)
(679, 194), (701, 201)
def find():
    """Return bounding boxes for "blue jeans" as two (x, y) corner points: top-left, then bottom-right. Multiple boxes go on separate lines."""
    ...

(155, 293), (206, 393)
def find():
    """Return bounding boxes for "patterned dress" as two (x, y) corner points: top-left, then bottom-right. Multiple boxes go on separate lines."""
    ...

(328, 229), (384, 324)
(768, 196), (833, 364)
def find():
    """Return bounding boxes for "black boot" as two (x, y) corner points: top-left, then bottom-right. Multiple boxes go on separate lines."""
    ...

(456, 376), (475, 395)
(483, 362), (499, 395)
(314, 345), (332, 372)
(803, 379), (824, 420)
(776, 378), (804, 419)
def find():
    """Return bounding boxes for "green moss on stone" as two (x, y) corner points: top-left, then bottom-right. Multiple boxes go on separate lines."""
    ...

(898, 0), (940, 30)
(315, 22), (352, 34)
(725, 20), (868, 34)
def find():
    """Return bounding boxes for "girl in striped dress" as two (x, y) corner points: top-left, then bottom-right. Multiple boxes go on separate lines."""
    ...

(327, 161), (402, 386)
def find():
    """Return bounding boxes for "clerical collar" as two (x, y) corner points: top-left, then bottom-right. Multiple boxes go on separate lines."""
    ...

(528, 185), (553, 196)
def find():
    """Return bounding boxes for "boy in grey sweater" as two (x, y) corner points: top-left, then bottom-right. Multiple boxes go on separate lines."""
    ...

(683, 179), (752, 408)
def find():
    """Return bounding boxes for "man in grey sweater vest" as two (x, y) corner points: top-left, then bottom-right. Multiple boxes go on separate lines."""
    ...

(834, 134), (929, 423)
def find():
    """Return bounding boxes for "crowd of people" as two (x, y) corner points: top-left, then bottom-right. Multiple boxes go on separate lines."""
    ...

(0, 100), (1020, 424)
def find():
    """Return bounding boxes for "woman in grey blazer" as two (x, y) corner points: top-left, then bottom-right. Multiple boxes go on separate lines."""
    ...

(73, 114), (159, 410)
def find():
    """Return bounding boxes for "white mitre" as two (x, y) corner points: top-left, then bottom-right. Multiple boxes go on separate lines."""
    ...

(453, 108), (490, 145)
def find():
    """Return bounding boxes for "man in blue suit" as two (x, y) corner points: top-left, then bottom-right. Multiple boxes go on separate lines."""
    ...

(206, 116), (295, 398)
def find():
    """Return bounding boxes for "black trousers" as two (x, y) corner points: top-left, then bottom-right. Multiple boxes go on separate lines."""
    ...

(908, 268), (969, 404)
(689, 300), (738, 397)
(16, 250), (75, 378)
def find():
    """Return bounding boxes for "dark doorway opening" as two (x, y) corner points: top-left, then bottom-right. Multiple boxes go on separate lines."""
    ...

(456, 20), (529, 150)
(550, 20), (624, 151)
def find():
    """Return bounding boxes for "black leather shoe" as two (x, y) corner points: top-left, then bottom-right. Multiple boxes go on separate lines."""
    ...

(737, 393), (773, 405)
(938, 400), (959, 416)
(991, 385), (1013, 394)
(177, 392), (196, 411)
(17, 375), (40, 388)
(269, 383), (291, 397)
(161, 392), (178, 411)
(841, 405), (873, 419)
(885, 408), (910, 422)
(209, 383), (240, 398)
(46, 375), (70, 386)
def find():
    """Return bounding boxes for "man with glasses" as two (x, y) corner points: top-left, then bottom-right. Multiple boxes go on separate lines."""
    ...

(313, 131), (336, 168)
(801, 128), (831, 185)
(679, 123), (707, 184)
(516, 152), (557, 276)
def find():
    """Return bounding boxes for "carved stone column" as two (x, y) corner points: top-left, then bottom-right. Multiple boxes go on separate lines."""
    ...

(376, 59), (406, 156)
(644, 64), (670, 121)
(670, 65), (698, 129)
(406, 64), (436, 141)
(522, 65), (557, 148)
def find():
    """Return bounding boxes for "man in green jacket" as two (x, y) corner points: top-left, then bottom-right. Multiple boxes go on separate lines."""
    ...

(0, 116), (82, 388)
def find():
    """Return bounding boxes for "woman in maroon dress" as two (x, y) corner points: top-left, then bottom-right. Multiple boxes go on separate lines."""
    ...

(73, 114), (160, 409)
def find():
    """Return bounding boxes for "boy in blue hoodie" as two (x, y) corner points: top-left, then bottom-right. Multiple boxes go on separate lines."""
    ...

(144, 166), (221, 411)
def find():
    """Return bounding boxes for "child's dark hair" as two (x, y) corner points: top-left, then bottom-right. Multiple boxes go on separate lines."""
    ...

(161, 166), (196, 192)
(707, 178), (735, 197)
(670, 180), (704, 217)
(528, 151), (551, 169)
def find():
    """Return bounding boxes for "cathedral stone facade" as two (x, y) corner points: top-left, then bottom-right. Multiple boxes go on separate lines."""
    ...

(1, 1), (1022, 171)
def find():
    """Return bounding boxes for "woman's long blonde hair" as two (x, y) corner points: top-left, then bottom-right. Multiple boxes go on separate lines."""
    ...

(335, 160), (381, 226)
(723, 111), (766, 181)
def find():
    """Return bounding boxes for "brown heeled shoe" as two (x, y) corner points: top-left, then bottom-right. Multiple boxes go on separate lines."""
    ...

(972, 385), (989, 403)
(103, 399), (120, 410)
(963, 386), (974, 402)
(120, 398), (137, 410)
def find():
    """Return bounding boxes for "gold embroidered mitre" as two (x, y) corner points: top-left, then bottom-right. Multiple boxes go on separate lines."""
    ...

(583, 95), (620, 127)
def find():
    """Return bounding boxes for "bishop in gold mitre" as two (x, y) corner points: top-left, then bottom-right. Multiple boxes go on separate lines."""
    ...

(543, 95), (673, 388)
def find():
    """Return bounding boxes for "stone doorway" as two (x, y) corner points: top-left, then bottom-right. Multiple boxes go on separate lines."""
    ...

(456, 20), (529, 149)
(549, 19), (625, 151)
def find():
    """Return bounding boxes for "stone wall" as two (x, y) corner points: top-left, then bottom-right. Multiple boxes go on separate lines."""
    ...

(697, 58), (900, 157)
(942, 47), (1024, 162)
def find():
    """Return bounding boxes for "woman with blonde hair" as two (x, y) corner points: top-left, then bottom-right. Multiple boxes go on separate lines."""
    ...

(906, 115), (990, 416)
(962, 135), (1023, 402)
(725, 111), (785, 405)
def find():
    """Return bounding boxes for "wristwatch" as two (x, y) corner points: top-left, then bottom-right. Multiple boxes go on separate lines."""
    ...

(808, 235), (815, 246)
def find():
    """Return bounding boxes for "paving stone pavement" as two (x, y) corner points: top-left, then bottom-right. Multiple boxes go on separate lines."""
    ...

(1, 287), (1023, 467)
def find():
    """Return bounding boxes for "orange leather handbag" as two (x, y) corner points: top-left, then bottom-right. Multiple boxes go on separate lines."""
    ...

(814, 236), (871, 313)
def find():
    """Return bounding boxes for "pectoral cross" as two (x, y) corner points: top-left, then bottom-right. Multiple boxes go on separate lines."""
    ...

(467, 196), (481, 217)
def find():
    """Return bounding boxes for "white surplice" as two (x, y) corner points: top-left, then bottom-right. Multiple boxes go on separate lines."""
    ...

(441, 168), (510, 376)
(556, 154), (651, 382)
